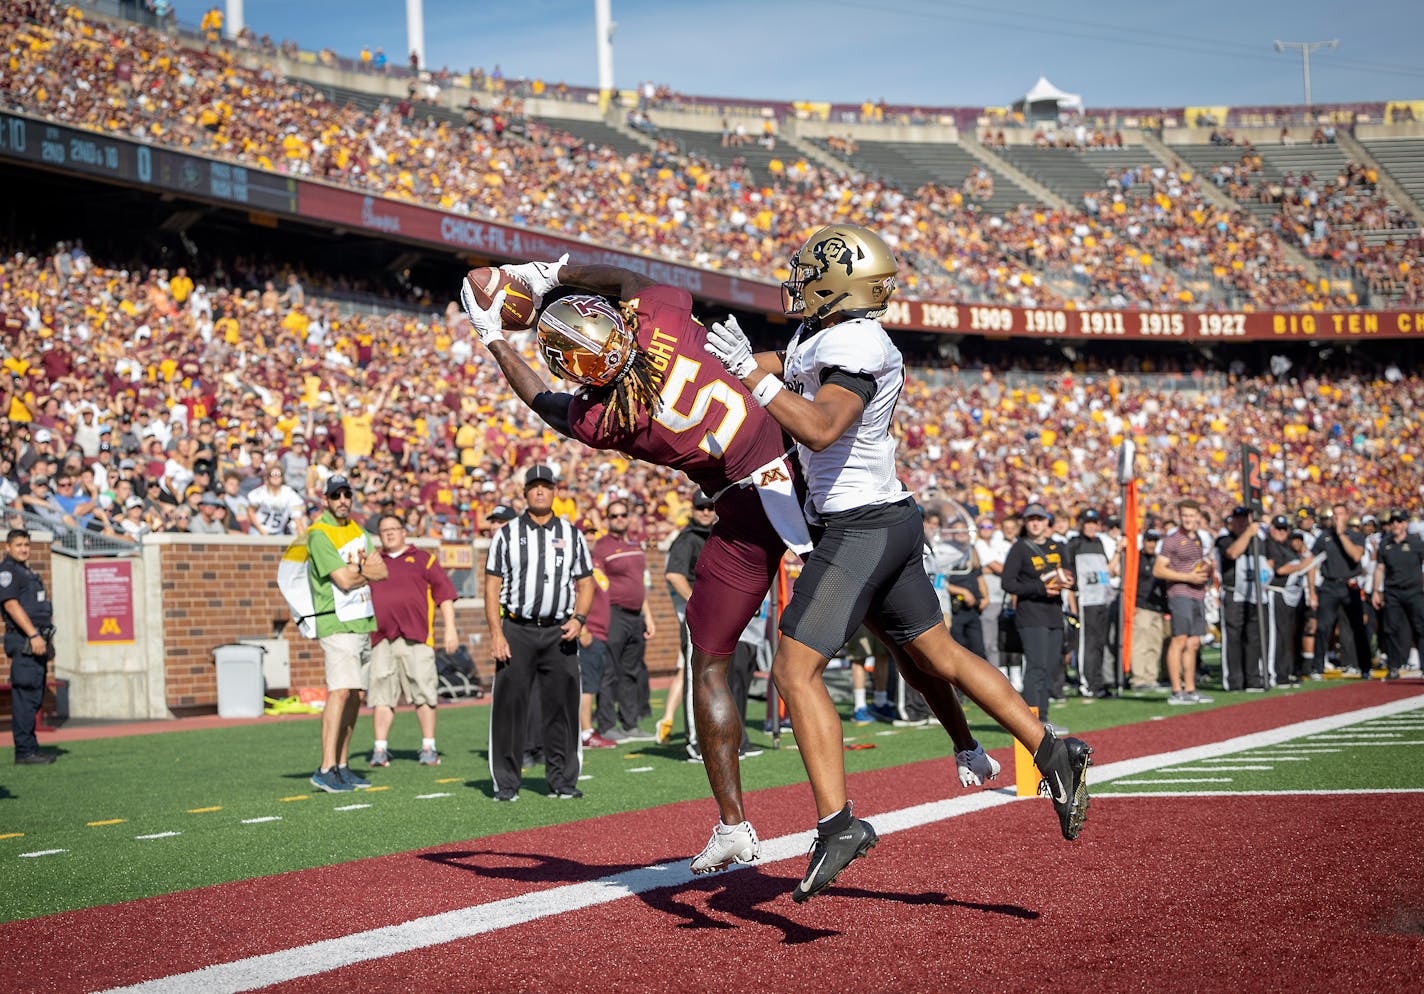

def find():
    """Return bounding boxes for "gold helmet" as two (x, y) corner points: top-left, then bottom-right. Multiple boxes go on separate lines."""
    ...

(536, 294), (636, 388)
(781, 223), (898, 323)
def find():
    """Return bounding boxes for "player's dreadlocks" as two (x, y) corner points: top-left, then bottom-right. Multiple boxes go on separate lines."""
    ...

(589, 301), (663, 436)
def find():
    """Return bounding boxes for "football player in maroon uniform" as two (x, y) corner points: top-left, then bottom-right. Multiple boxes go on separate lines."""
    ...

(462, 258), (997, 875)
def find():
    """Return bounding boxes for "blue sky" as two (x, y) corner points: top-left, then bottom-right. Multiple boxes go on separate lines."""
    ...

(232, 0), (1422, 108)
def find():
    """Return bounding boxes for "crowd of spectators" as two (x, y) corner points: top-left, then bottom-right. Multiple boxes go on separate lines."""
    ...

(3, 241), (1421, 561)
(4, 5), (1421, 316)
(1203, 148), (1422, 305)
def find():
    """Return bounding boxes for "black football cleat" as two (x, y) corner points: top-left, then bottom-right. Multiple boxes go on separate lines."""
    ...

(793, 816), (878, 903)
(1034, 729), (1093, 841)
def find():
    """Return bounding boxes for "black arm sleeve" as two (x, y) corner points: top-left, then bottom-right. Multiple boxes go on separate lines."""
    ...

(820, 367), (877, 406)
(530, 391), (574, 437)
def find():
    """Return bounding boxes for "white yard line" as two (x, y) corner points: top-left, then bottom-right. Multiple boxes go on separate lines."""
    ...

(98, 692), (1424, 994)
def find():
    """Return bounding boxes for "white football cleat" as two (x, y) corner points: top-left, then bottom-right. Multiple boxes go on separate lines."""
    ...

(690, 820), (760, 874)
(955, 741), (1002, 787)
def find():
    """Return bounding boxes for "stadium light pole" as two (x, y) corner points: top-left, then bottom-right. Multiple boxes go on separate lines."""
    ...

(407, 0), (426, 70)
(595, 0), (616, 106)
(1273, 39), (1338, 110)
(224, 0), (243, 40)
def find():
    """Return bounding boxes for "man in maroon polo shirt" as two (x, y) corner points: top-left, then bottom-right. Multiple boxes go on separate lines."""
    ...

(592, 498), (658, 741)
(368, 513), (459, 766)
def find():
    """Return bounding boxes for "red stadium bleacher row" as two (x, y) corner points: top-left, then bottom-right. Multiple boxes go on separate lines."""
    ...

(2, 4), (1420, 321)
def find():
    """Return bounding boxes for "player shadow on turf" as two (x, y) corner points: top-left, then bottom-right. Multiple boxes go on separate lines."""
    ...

(417, 848), (840, 942)
(416, 848), (1038, 940)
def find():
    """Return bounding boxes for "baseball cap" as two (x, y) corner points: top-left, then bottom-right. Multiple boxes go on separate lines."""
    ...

(1387, 508), (1410, 524)
(692, 491), (716, 510)
(33, 429), (52, 442)
(98, 442), (112, 453)
(1362, 514), (1378, 525)
(1021, 502), (1052, 521)
(1079, 508), (1100, 523)
(486, 504), (518, 522)
(1297, 506), (1315, 518)
(199, 493), (223, 507)
(325, 474), (353, 497)
(1270, 515), (1290, 530)
(524, 465), (556, 488)
(1229, 505), (1250, 519)
(124, 496), (144, 509)
(1290, 529), (1308, 542)
(119, 458), (136, 470)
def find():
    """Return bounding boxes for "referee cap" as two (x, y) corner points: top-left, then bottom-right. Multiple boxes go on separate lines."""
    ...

(524, 465), (556, 489)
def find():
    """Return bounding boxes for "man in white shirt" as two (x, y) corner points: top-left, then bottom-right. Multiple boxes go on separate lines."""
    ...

(976, 515), (1018, 685)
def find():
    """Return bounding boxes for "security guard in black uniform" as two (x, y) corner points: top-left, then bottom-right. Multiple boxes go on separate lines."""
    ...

(1371, 510), (1424, 679)
(1312, 509), (1370, 674)
(1, 529), (57, 764)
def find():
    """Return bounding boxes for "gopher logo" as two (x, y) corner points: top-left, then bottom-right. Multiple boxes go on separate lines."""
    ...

(757, 466), (791, 487)
(811, 235), (857, 276)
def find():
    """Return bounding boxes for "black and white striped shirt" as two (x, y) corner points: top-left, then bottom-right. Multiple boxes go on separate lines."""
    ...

(486, 513), (592, 621)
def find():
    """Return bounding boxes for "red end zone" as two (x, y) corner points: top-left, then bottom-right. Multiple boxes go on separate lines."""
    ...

(4, 683), (1422, 993)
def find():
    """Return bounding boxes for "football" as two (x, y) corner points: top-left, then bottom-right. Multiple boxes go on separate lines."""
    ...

(464, 267), (536, 330)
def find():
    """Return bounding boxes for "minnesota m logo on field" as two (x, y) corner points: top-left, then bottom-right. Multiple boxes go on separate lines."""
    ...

(758, 466), (790, 487)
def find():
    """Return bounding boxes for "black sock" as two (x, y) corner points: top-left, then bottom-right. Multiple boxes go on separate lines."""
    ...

(1033, 729), (1057, 768)
(817, 802), (853, 836)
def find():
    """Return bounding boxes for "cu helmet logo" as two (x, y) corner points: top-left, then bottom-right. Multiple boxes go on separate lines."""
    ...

(812, 235), (856, 276)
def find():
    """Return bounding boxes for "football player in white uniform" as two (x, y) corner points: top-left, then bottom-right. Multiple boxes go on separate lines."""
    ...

(705, 223), (1092, 902)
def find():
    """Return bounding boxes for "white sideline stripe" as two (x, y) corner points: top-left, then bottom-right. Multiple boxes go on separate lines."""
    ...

(135, 832), (182, 840)
(333, 804), (372, 812)
(1309, 732), (1399, 738)
(1298, 741), (1423, 747)
(414, 794), (451, 800)
(1233, 756), (1310, 761)
(1102, 788), (1424, 798)
(1159, 765), (1275, 772)
(17, 849), (67, 858)
(1116, 778), (1235, 785)
(627, 767), (654, 773)
(97, 692), (1424, 994)
(240, 817), (282, 825)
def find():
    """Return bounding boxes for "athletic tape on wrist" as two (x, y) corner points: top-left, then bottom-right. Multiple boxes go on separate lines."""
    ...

(751, 375), (784, 408)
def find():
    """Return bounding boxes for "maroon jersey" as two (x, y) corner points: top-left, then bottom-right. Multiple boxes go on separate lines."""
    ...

(593, 534), (646, 611)
(567, 286), (788, 494)
(372, 546), (457, 646)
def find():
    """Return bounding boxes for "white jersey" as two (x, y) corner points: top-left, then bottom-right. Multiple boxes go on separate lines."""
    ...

(782, 317), (905, 519)
(250, 484), (306, 535)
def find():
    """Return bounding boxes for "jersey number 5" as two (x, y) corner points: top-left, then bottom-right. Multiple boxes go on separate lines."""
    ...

(653, 356), (747, 458)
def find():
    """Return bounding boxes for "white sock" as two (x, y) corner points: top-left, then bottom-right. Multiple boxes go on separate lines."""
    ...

(716, 820), (747, 834)
(853, 687), (867, 710)
(373, 739), (388, 752)
(421, 738), (435, 751)
(580, 729), (592, 742)
(873, 691), (888, 707)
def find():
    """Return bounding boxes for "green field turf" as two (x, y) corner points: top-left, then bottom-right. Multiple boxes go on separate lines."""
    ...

(0, 678), (1384, 922)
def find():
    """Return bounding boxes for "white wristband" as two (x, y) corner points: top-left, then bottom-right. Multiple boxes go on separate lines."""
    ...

(750, 375), (784, 408)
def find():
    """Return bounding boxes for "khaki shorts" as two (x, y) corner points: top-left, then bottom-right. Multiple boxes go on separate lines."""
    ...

(321, 631), (372, 691)
(368, 638), (439, 708)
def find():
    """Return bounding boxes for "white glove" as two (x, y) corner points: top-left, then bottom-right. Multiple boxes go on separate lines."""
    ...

(704, 315), (757, 379)
(460, 281), (506, 347)
(500, 253), (568, 307)
(955, 743), (1001, 788)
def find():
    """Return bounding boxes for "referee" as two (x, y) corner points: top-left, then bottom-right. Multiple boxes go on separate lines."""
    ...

(485, 466), (594, 801)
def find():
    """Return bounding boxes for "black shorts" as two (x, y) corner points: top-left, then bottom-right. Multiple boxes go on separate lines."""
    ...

(779, 499), (942, 658)
(578, 637), (607, 694)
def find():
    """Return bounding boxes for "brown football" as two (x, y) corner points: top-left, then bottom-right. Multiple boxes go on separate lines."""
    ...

(464, 268), (535, 330)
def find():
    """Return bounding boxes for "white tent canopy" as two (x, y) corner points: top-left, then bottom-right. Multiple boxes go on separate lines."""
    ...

(1013, 76), (1083, 115)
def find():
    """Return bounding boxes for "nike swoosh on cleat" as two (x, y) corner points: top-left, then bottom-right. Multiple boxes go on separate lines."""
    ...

(800, 853), (829, 891)
(1051, 772), (1068, 805)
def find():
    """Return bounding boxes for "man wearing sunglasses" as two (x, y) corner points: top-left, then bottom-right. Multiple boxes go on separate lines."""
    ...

(307, 474), (388, 793)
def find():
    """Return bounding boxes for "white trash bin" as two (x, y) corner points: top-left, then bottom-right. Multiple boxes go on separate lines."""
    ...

(213, 643), (266, 718)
